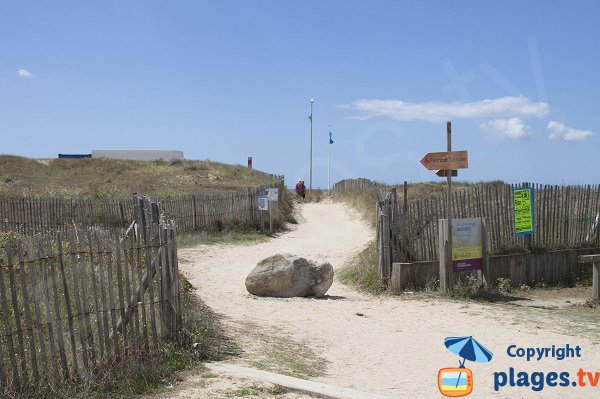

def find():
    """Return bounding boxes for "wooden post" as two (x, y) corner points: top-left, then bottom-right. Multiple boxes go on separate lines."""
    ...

(67, 231), (90, 372)
(16, 242), (39, 383)
(376, 205), (383, 278)
(439, 218), (448, 291)
(480, 218), (490, 288)
(0, 251), (20, 386)
(381, 202), (391, 282)
(119, 202), (126, 228)
(56, 232), (82, 374)
(95, 232), (112, 359)
(403, 181), (408, 213)
(6, 248), (29, 382)
(578, 254), (600, 300)
(269, 200), (273, 233)
(43, 235), (69, 377)
(390, 187), (397, 225)
(26, 237), (52, 380)
(440, 122), (454, 292)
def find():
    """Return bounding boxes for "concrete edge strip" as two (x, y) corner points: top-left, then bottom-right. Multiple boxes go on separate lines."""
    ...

(207, 363), (391, 399)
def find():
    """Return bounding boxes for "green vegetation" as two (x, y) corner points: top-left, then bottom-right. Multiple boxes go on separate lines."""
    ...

(0, 231), (22, 252)
(0, 155), (279, 197)
(445, 274), (504, 302)
(338, 242), (386, 295)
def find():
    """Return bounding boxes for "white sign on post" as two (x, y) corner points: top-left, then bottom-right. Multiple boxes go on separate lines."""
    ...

(257, 197), (269, 211)
(267, 188), (279, 201)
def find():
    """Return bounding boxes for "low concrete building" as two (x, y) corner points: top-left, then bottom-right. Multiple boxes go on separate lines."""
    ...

(92, 150), (184, 161)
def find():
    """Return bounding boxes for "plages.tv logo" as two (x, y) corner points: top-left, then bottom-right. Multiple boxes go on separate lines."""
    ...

(438, 336), (493, 397)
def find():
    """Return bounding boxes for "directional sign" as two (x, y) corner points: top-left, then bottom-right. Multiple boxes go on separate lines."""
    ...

(436, 170), (458, 177)
(420, 150), (468, 170)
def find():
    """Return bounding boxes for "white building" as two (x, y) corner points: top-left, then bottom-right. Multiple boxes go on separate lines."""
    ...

(92, 150), (184, 161)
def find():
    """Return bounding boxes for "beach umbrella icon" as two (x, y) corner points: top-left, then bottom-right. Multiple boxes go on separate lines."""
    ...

(444, 336), (493, 390)
(445, 336), (493, 366)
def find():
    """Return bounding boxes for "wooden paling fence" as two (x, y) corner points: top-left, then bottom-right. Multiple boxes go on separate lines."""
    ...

(0, 179), (284, 236)
(159, 183), (283, 232)
(0, 196), (180, 389)
(373, 183), (600, 281)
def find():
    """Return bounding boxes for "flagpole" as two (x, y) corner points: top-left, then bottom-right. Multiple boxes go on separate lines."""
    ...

(309, 98), (314, 192)
(328, 125), (331, 192)
(328, 140), (331, 191)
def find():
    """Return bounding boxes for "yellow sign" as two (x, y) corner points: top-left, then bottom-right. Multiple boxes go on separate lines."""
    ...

(513, 188), (534, 235)
(452, 246), (483, 261)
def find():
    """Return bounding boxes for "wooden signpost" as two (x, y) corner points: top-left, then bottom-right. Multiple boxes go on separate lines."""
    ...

(420, 150), (468, 170)
(420, 122), (470, 291)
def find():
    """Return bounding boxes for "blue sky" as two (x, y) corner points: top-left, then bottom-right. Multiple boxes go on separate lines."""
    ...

(1, 1), (599, 187)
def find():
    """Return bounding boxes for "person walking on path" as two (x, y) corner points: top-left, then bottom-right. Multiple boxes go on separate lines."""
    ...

(295, 178), (306, 199)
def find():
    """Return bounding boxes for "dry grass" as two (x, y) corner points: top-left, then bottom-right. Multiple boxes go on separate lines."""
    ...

(2, 275), (237, 399)
(330, 190), (379, 227)
(390, 180), (506, 202)
(177, 231), (270, 248)
(0, 155), (279, 198)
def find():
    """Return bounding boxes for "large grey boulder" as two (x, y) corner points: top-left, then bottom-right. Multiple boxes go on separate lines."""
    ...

(245, 254), (334, 297)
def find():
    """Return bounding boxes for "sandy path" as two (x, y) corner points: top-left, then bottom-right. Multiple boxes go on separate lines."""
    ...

(179, 201), (600, 398)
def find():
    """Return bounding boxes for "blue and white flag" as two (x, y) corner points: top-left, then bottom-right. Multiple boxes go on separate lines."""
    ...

(329, 130), (334, 144)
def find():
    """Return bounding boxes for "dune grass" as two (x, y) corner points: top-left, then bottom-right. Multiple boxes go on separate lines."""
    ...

(0, 155), (279, 198)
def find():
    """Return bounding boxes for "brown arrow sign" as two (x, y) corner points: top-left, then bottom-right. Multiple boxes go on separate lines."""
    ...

(436, 169), (458, 177)
(420, 150), (468, 170)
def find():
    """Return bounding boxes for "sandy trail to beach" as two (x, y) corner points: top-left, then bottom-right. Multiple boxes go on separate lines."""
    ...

(174, 200), (599, 398)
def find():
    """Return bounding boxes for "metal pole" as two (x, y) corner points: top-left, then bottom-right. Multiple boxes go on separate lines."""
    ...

(309, 99), (314, 191)
(328, 144), (331, 192)
(328, 131), (331, 192)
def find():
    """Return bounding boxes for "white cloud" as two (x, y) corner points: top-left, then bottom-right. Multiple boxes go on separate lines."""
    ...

(547, 121), (594, 141)
(18, 68), (34, 78)
(480, 117), (530, 139)
(340, 96), (549, 122)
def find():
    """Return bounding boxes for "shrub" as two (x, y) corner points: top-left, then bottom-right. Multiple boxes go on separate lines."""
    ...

(496, 277), (513, 294)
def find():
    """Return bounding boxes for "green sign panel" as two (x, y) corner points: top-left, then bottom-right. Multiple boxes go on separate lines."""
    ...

(513, 188), (534, 235)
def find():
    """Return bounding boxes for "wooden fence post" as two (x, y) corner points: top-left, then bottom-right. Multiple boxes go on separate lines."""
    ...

(376, 203), (383, 279)
(192, 195), (197, 230)
(439, 218), (449, 291)
(480, 218), (490, 288)
(381, 201), (391, 282)
(578, 255), (600, 300)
